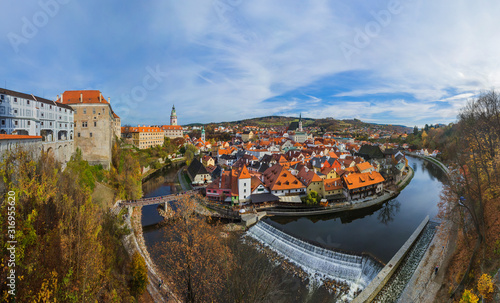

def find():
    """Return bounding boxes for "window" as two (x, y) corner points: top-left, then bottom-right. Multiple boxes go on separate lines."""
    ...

(78, 133), (80, 137)
(1, 120), (4, 125)
(27, 121), (30, 126)
(59, 123), (62, 128)
(90, 133), (92, 138)
(74, 109), (77, 114)
(14, 98), (17, 102)
(13, 109), (17, 114)
(27, 100), (30, 105)
(41, 113), (44, 117)
(14, 121), (18, 126)
(94, 121), (97, 127)
(41, 122), (44, 126)
(50, 122), (52, 126)
(93, 108), (95, 114)
(59, 108), (61, 111)
(50, 105), (52, 109)
(83, 108), (87, 114)
(82, 121), (87, 127)
(0, 95), (3, 100)
(41, 103), (44, 107)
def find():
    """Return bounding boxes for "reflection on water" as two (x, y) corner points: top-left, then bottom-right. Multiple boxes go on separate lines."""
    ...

(377, 199), (401, 225)
(267, 157), (446, 263)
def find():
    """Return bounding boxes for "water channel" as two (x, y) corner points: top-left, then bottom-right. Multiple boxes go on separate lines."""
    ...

(141, 157), (447, 300)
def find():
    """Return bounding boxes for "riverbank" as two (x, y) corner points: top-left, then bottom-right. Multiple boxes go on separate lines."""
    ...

(142, 157), (185, 180)
(123, 206), (179, 302)
(254, 165), (414, 218)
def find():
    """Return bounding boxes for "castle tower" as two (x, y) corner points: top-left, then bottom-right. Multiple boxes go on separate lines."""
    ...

(170, 105), (177, 125)
(299, 113), (303, 132)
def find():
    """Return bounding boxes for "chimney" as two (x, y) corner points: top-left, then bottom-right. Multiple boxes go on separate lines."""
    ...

(61, 93), (64, 103)
(99, 94), (102, 103)
(57, 95), (59, 102)
(137, 124), (140, 127)
(80, 93), (83, 103)
(108, 97), (110, 103)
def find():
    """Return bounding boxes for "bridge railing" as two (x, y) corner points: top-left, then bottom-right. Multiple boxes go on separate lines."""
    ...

(119, 189), (200, 206)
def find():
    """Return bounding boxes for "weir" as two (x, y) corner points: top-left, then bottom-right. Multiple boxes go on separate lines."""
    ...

(246, 221), (384, 297)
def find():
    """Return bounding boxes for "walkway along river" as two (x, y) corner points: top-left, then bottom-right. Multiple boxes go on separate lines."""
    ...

(140, 156), (447, 300)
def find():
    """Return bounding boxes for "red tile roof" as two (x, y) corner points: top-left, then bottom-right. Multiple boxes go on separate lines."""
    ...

(262, 164), (305, 191)
(60, 90), (109, 104)
(343, 171), (385, 190)
(0, 134), (42, 140)
(160, 125), (183, 130)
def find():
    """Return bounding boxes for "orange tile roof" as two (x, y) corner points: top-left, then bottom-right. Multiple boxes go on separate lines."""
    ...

(238, 165), (251, 179)
(324, 178), (343, 191)
(160, 125), (183, 130)
(60, 90), (109, 104)
(0, 134), (42, 140)
(343, 171), (385, 190)
(250, 175), (264, 192)
(356, 162), (374, 172)
(122, 126), (162, 133)
(263, 164), (305, 191)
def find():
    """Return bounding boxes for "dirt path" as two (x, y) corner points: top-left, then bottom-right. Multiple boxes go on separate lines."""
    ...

(397, 216), (458, 303)
(123, 207), (180, 303)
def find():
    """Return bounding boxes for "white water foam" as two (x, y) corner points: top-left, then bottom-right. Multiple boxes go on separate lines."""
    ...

(246, 221), (384, 301)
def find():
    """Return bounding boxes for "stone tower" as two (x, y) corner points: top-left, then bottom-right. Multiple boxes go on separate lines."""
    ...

(299, 113), (303, 132)
(201, 126), (206, 142)
(170, 105), (177, 125)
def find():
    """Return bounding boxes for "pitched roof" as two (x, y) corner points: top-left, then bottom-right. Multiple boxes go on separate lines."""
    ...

(238, 165), (251, 179)
(356, 162), (374, 172)
(324, 178), (343, 191)
(160, 125), (183, 130)
(297, 167), (322, 186)
(187, 158), (209, 178)
(262, 164), (305, 191)
(122, 126), (162, 133)
(61, 90), (109, 104)
(0, 88), (73, 110)
(343, 171), (385, 190)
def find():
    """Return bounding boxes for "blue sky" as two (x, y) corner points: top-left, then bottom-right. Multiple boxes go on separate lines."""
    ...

(2, 0), (500, 127)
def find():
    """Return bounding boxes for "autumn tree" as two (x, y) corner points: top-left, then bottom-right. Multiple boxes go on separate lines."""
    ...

(155, 195), (233, 303)
(0, 148), (136, 302)
(129, 252), (149, 296)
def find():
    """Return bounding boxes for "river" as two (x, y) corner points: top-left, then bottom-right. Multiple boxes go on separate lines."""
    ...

(141, 156), (446, 271)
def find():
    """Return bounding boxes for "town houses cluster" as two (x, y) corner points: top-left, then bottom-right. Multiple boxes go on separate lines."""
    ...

(185, 116), (411, 206)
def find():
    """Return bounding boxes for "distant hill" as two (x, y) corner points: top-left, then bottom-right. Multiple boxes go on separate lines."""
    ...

(186, 116), (412, 133)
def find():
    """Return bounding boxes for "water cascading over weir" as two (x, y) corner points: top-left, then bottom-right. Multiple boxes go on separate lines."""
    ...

(246, 221), (384, 297)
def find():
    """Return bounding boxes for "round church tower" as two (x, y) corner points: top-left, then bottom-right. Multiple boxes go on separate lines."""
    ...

(170, 105), (177, 125)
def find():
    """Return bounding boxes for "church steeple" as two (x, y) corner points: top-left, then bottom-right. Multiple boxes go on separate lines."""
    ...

(170, 105), (177, 125)
(201, 126), (206, 142)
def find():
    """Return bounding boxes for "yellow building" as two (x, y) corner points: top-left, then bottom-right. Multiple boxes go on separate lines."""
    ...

(122, 125), (163, 149)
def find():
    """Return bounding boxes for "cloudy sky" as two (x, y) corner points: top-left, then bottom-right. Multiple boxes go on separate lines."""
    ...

(1, 0), (500, 127)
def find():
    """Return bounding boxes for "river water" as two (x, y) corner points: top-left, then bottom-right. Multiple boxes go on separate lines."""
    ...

(141, 156), (446, 269)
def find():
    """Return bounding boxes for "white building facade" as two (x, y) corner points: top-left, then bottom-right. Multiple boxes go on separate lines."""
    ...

(0, 89), (74, 141)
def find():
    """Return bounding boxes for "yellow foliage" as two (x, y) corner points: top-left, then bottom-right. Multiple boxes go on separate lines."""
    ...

(459, 289), (479, 303)
(477, 273), (494, 298)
